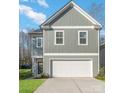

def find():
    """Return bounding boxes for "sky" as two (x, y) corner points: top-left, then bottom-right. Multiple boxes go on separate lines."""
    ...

(19, 0), (105, 36)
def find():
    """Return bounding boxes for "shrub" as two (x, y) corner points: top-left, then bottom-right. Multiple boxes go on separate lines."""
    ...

(96, 67), (105, 81)
(98, 67), (105, 77)
(41, 73), (49, 78)
(19, 69), (32, 79)
(19, 64), (31, 69)
(34, 73), (49, 79)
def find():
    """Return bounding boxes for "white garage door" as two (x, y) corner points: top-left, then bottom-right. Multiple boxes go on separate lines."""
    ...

(52, 60), (93, 77)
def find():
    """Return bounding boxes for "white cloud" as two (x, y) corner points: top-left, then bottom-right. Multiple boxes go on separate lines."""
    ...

(19, 29), (27, 34)
(19, 5), (46, 24)
(37, 0), (49, 8)
(20, 0), (49, 8)
(22, 29), (28, 33)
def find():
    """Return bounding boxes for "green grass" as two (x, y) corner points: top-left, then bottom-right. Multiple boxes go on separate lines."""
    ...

(19, 69), (32, 79)
(19, 79), (45, 93)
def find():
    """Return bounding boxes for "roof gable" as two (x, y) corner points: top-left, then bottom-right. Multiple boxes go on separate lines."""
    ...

(50, 7), (93, 26)
(41, 1), (102, 28)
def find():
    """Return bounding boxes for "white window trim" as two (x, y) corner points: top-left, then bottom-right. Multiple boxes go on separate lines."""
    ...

(54, 30), (64, 45)
(78, 30), (88, 45)
(44, 53), (99, 56)
(36, 37), (43, 48)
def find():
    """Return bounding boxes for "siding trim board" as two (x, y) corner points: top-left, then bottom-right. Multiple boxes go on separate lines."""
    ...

(42, 26), (97, 29)
(32, 56), (43, 58)
(44, 53), (99, 56)
(43, 29), (45, 74)
(98, 30), (100, 72)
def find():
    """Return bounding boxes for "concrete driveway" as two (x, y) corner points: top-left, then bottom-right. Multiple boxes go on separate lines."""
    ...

(34, 78), (105, 93)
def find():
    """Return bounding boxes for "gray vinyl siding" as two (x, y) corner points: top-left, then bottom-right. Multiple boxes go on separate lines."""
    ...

(48, 7), (94, 26)
(30, 34), (43, 56)
(44, 29), (98, 53)
(43, 55), (99, 77)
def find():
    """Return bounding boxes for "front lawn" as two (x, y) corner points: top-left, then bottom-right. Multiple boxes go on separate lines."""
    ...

(19, 69), (32, 79)
(19, 79), (45, 93)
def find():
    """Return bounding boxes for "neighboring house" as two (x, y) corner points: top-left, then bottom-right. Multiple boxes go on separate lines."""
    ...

(29, 1), (102, 77)
(29, 29), (43, 77)
(100, 43), (105, 67)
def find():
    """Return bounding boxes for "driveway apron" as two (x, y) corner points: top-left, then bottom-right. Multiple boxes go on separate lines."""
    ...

(34, 78), (105, 93)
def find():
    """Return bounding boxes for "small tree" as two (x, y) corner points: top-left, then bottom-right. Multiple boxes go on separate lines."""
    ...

(19, 28), (32, 67)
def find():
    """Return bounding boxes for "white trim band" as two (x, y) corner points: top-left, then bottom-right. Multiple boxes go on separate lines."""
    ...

(32, 56), (43, 58)
(42, 26), (96, 29)
(44, 53), (99, 56)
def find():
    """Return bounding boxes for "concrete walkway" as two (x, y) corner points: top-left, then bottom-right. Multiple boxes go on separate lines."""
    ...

(34, 78), (105, 93)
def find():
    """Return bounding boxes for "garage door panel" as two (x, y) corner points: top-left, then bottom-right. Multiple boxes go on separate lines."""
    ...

(52, 60), (92, 77)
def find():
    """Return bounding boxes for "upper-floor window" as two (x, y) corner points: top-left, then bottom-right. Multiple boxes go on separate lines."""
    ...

(36, 37), (43, 48)
(78, 31), (88, 45)
(55, 30), (64, 45)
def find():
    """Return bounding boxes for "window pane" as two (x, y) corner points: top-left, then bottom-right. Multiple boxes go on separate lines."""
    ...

(56, 38), (63, 44)
(56, 32), (63, 37)
(37, 38), (42, 47)
(38, 38), (41, 43)
(80, 38), (86, 44)
(41, 39), (43, 47)
(80, 32), (86, 38)
(38, 38), (41, 46)
(38, 43), (41, 46)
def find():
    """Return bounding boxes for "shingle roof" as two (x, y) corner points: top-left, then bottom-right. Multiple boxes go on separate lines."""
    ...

(28, 29), (43, 34)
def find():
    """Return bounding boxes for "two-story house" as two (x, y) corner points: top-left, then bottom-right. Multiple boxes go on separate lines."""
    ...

(29, 1), (102, 78)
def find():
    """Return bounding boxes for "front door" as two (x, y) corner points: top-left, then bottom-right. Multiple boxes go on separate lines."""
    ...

(36, 58), (43, 74)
